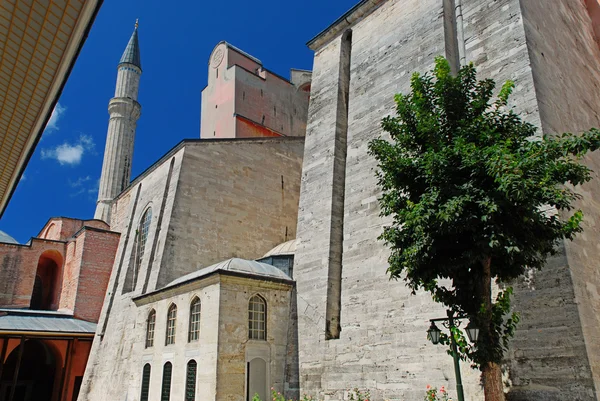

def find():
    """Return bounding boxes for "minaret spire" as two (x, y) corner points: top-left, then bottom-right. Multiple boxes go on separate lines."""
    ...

(95, 23), (142, 224)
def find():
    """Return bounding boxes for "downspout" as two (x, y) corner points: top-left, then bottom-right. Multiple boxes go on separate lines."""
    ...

(456, 0), (466, 66)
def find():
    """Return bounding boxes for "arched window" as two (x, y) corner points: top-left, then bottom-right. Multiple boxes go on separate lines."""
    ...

(248, 295), (266, 340)
(188, 297), (201, 342)
(165, 304), (177, 345)
(185, 360), (197, 401)
(134, 208), (152, 283)
(140, 364), (151, 401)
(161, 362), (172, 401)
(145, 309), (156, 348)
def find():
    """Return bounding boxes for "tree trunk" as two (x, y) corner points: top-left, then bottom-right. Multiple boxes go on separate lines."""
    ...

(480, 256), (505, 401)
(482, 362), (505, 401)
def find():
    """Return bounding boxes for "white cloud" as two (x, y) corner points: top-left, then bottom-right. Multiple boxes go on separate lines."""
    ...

(45, 103), (66, 133)
(41, 135), (95, 166)
(69, 175), (91, 188)
(68, 175), (92, 197)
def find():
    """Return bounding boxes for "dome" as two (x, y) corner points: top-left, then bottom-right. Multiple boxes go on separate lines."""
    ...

(0, 230), (18, 244)
(166, 258), (292, 288)
(262, 239), (296, 258)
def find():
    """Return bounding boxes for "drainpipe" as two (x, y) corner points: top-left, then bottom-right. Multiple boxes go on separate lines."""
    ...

(456, 0), (467, 66)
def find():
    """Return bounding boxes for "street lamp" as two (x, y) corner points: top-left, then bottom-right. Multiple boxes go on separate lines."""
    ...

(426, 311), (479, 401)
(427, 322), (441, 345)
(465, 321), (480, 344)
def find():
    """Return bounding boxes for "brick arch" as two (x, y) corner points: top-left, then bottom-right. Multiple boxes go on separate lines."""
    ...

(31, 250), (64, 310)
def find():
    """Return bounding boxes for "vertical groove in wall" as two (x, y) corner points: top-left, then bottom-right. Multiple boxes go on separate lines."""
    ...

(142, 157), (176, 294)
(443, 0), (461, 74)
(100, 183), (142, 335)
(325, 30), (352, 340)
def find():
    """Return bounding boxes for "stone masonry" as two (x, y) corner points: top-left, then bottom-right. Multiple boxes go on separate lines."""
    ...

(294, 0), (600, 400)
(79, 137), (305, 401)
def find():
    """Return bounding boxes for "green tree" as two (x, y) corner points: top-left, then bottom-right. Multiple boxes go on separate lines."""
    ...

(368, 57), (600, 401)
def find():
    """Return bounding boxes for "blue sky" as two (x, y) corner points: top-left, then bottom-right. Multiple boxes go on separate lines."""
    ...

(1, 0), (355, 243)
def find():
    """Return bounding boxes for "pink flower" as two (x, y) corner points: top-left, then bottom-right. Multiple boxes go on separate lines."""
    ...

(426, 384), (431, 390)
(440, 386), (446, 393)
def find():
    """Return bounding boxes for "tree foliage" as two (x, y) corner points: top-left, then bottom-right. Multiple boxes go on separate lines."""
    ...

(368, 57), (600, 369)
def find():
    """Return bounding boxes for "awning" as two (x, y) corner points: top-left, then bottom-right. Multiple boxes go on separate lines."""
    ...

(0, 309), (96, 337)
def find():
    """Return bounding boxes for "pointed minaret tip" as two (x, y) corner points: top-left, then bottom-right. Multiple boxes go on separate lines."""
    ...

(135, 18), (139, 29)
(119, 21), (142, 70)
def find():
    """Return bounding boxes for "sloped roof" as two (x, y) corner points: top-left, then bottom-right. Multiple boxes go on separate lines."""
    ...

(0, 309), (96, 336)
(0, 230), (18, 244)
(167, 258), (292, 288)
(119, 26), (141, 69)
(262, 239), (296, 257)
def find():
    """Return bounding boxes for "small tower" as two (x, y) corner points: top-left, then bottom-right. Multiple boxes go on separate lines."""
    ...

(95, 21), (142, 224)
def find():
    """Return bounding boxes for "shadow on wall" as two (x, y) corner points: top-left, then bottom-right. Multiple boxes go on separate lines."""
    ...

(30, 250), (63, 310)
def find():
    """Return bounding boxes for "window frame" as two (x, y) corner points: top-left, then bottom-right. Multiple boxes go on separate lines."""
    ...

(188, 297), (201, 343)
(140, 363), (151, 401)
(185, 359), (197, 401)
(133, 207), (153, 287)
(161, 362), (172, 401)
(165, 304), (177, 346)
(145, 309), (156, 348)
(248, 294), (267, 340)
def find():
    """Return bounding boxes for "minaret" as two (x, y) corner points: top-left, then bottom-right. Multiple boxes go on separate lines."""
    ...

(95, 21), (142, 224)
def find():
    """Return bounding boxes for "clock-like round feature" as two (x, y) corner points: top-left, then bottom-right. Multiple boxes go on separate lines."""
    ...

(212, 48), (224, 68)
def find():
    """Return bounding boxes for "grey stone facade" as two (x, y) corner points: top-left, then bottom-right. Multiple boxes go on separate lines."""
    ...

(78, 2), (600, 400)
(79, 138), (305, 401)
(294, 0), (600, 400)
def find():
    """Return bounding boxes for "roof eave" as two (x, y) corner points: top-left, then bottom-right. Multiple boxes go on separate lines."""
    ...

(0, 0), (105, 219)
(306, 0), (387, 51)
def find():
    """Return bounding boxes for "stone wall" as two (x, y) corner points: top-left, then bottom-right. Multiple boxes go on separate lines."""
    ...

(131, 278), (221, 401)
(504, 1), (600, 399)
(216, 276), (293, 400)
(158, 138), (304, 288)
(294, 0), (487, 399)
(79, 146), (185, 401)
(80, 137), (304, 400)
(292, 0), (600, 399)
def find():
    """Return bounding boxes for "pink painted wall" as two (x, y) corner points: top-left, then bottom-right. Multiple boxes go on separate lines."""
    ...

(201, 42), (310, 139)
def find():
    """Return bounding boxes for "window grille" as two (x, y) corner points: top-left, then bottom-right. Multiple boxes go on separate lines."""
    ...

(166, 304), (177, 345)
(161, 362), (172, 401)
(248, 295), (266, 340)
(185, 360), (197, 401)
(188, 297), (201, 342)
(146, 310), (156, 348)
(140, 364), (151, 401)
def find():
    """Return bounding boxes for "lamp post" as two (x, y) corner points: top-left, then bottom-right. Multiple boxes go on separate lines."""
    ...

(426, 310), (479, 401)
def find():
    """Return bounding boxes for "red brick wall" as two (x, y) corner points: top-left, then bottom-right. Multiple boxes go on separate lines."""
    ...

(0, 218), (117, 320)
(0, 240), (65, 308)
(73, 229), (119, 322)
(59, 238), (82, 314)
(37, 218), (110, 242)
